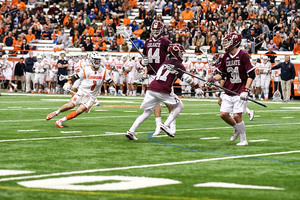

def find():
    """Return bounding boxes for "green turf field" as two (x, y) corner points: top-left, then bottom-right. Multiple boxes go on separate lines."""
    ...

(0, 93), (299, 200)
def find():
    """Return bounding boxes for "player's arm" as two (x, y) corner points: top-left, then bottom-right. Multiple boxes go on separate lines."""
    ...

(245, 69), (255, 88)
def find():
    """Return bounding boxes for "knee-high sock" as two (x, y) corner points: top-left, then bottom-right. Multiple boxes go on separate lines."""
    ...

(61, 111), (78, 122)
(129, 109), (152, 132)
(154, 117), (162, 134)
(246, 107), (250, 114)
(164, 102), (184, 127)
(236, 121), (246, 141)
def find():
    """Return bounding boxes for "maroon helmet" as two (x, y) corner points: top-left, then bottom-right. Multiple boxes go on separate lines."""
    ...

(211, 53), (223, 66)
(151, 20), (164, 39)
(222, 32), (242, 52)
(168, 43), (186, 62)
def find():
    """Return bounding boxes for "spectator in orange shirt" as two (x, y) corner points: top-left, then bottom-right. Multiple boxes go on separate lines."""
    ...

(95, 37), (107, 51)
(52, 27), (61, 41)
(133, 24), (143, 37)
(16, 0), (26, 12)
(185, 0), (192, 8)
(181, 7), (194, 20)
(11, 35), (23, 55)
(273, 31), (282, 47)
(129, 0), (137, 8)
(169, 16), (176, 27)
(92, 30), (102, 44)
(201, 0), (210, 8)
(210, 0), (218, 12)
(116, 33), (123, 45)
(123, 14), (131, 26)
(176, 17), (187, 30)
(85, 24), (95, 37)
(25, 29), (36, 43)
(293, 39), (300, 55)
(63, 11), (70, 26)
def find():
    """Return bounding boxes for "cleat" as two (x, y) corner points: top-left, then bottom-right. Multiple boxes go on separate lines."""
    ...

(7, 90), (12, 93)
(32, 91), (35, 93)
(230, 129), (239, 141)
(54, 91), (57, 94)
(160, 124), (175, 138)
(236, 139), (248, 146)
(48, 92), (52, 94)
(125, 131), (138, 140)
(259, 98), (264, 100)
(93, 102), (100, 106)
(264, 98), (269, 101)
(152, 126), (163, 137)
(55, 119), (64, 128)
(46, 111), (58, 120)
(39, 91), (42, 94)
(105, 93), (108, 96)
(248, 110), (254, 121)
(179, 95), (184, 98)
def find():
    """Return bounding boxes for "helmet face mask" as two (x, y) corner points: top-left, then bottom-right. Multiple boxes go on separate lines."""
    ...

(222, 33), (242, 52)
(275, 58), (280, 64)
(89, 53), (102, 69)
(168, 44), (186, 62)
(211, 54), (223, 66)
(151, 20), (164, 39)
(263, 56), (268, 63)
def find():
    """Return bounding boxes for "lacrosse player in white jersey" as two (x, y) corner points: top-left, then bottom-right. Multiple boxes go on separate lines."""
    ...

(46, 53), (116, 128)
(205, 56), (218, 98)
(180, 55), (193, 98)
(125, 56), (137, 96)
(193, 56), (205, 86)
(260, 56), (272, 100)
(42, 53), (51, 94)
(32, 55), (45, 93)
(112, 55), (125, 96)
(271, 57), (282, 99)
(49, 53), (59, 94)
(135, 55), (148, 97)
(251, 58), (262, 100)
(1, 55), (17, 92)
(101, 53), (114, 95)
(66, 53), (75, 76)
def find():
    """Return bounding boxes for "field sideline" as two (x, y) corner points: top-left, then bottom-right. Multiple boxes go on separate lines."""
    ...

(0, 93), (299, 200)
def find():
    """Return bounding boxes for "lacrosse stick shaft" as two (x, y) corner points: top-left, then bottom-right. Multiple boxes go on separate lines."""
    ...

(200, 47), (212, 73)
(176, 68), (267, 107)
(177, 90), (222, 95)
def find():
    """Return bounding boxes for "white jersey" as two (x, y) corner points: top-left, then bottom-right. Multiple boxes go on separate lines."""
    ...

(101, 58), (113, 70)
(272, 68), (281, 82)
(194, 62), (205, 74)
(260, 62), (271, 79)
(182, 60), (193, 72)
(204, 63), (215, 76)
(125, 60), (136, 78)
(2, 60), (14, 79)
(77, 66), (111, 98)
(33, 62), (45, 73)
(68, 59), (75, 74)
(74, 61), (85, 74)
(113, 60), (124, 71)
(253, 63), (261, 80)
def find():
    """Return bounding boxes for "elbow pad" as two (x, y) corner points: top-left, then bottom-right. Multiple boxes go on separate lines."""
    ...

(248, 70), (255, 80)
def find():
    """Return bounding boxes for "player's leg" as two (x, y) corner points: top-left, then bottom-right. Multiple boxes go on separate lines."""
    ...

(232, 97), (248, 146)
(103, 81), (108, 95)
(56, 104), (86, 128)
(264, 78), (270, 100)
(245, 107), (254, 121)
(152, 105), (162, 136)
(126, 90), (158, 140)
(46, 96), (77, 120)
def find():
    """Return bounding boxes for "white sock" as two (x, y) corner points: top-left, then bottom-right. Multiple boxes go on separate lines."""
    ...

(129, 91), (132, 96)
(164, 102), (183, 127)
(133, 90), (136, 95)
(141, 90), (145, 95)
(56, 109), (61, 115)
(61, 116), (67, 122)
(246, 107), (250, 114)
(236, 121), (246, 141)
(258, 94), (261, 99)
(129, 109), (152, 132)
(12, 83), (17, 87)
(154, 117), (162, 134)
(170, 119), (176, 133)
(105, 90), (107, 94)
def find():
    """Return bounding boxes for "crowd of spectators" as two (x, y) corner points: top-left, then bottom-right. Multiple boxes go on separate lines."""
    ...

(1, 0), (300, 58)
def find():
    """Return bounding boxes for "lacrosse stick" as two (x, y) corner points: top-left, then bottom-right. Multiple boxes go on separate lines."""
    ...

(117, 26), (157, 74)
(167, 65), (267, 107)
(177, 90), (223, 95)
(272, 81), (282, 101)
(59, 74), (70, 82)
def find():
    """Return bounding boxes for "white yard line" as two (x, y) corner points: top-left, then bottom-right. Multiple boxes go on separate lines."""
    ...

(17, 130), (39, 132)
(200, 137), (220, 140)
(194, 182), (284, 190)
(123, 111), (137, 112)
(249, 139), (269, 142)
(281, 117), (294, 119)
(1, 122), (300, 143)
(0, 150), (299, 182)
(61, 131), (82, 133)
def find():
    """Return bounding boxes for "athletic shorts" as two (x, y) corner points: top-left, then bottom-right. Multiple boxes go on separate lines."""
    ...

(140, 90), (182, 111)
(113, 72), (124, 85)
(49, 71), (57, 82)
(261, 77), (270, 89)
(252, 77), (261, 87)
(69, 92), (96, 113)
(3, 73), (12, 81)
(220, 94), (248, 114)
(127, 76), (135, 84)
(34, 74), (44, 84)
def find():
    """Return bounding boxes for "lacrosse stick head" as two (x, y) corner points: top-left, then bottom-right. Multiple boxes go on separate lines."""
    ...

(211, 54), (223, 67)
(273, 90), (282, 101)
(117, 26), (130, 39)
(59, 74), (69, 81)
(2, 55), (8, 62)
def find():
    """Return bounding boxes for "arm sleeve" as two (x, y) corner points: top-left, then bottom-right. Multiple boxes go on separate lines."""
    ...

(271, 63), (281, 70)
(291, 64), (295, 79)
(247, 69), (256, 80)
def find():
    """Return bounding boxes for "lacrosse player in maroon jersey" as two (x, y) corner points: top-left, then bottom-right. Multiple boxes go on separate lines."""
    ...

(140, 20), (175, 137)
(126, 44), (204, 140)
(209, 33), (255, 146)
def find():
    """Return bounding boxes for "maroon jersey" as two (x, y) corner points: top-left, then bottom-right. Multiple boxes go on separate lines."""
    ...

(143, 36), (171, 75)
(217, 49), (254, 96)
(148, 59), (185, 94)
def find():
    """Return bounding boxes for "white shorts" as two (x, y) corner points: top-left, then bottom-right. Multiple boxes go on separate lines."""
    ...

(69, 92), (95, 113)
(194, 77), (204, 87)
(220, 94), (248, 114)
(34, 73), (44, 84)
(148, 75), (155, 84)
(72, 79), (81, 89)
(49, 71), (57, 82)
(113, 72), (124, 85)
(127, 76), (135, 84)
(261, 77), (270, 89)
(3, 72), (12, 81)
(44, 71), (50, 82)
(252, 77), (261, 87)
(140, 90), (182, 111)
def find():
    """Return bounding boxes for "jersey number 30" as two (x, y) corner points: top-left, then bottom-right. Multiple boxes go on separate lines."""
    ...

(227, 67), (241, 83)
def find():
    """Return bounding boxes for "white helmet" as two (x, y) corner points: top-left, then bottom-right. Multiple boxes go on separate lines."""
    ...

(53, 53), (59, 60)
(197, 55), (202, 62)
(105, 53), (110, 59)
(73, 53), (80, 62)
(2, 55), (8, 61)
(262, 56), (268, 63)
(89, 53), (102, 69)
(252, 58), (257, 64)
(37, 55), (42, 62)
(116, 55), (122, 60)
(81, 52), (87, 59)
(275, 57), (280, 64)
